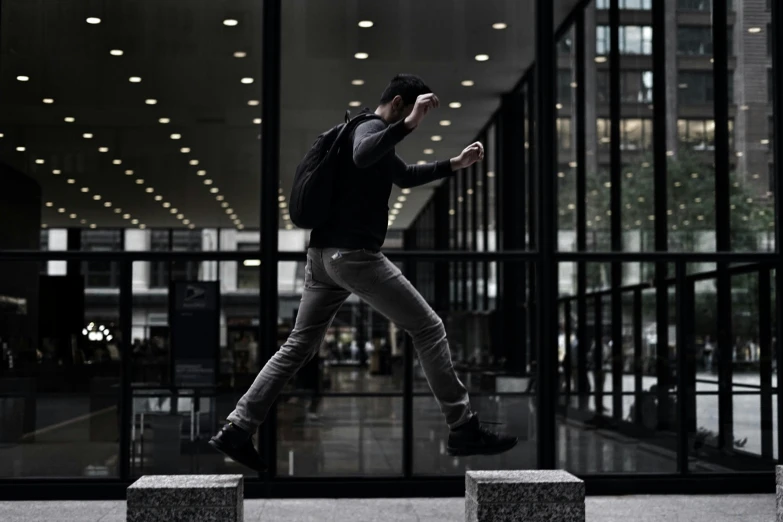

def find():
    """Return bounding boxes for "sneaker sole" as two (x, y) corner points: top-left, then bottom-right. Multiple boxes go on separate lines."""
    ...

(446, 437), (519, 457)
(208, 438), (267, 472)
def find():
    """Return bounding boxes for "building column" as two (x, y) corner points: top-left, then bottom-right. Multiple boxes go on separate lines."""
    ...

(125, 229), (150, 291)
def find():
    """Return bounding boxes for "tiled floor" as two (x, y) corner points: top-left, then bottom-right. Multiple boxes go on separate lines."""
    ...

(0, 495), (775, 522)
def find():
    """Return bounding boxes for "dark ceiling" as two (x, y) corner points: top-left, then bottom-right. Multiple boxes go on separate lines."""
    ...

(0, 0), (581, 231)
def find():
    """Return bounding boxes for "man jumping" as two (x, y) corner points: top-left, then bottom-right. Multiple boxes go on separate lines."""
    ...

(210, 74), (518, 471)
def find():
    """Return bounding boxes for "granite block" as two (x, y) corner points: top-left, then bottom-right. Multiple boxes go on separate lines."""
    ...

(465, 497), (585, 522)
(466, 470), (585, 504)
(777, 466), (783, 487)
(777, 486), (783, 522)
(127, 475), (243, 509)
(127, 506), (240, 522)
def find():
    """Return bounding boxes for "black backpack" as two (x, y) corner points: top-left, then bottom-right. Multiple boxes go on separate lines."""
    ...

(289, 110), (380, 229)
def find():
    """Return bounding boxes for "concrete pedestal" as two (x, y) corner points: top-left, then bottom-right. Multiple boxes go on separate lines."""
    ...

(466, 470), (585, 522)
(777, 465), (783, 522)
(127, 475), (243, 522)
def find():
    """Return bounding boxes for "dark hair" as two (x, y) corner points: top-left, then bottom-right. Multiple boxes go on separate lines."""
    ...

(379, 74), (431, 106)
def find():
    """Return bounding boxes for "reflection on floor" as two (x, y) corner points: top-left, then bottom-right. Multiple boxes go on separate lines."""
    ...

(0, 496), (775, 522)
(0, 367), (776, 477)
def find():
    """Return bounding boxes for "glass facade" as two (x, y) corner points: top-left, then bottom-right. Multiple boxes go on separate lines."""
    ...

(0, 0), (780, 497)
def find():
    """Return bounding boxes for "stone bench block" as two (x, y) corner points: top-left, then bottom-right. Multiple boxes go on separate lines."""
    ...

(127, 475), (243, 522)
(466, 470), (585, 522)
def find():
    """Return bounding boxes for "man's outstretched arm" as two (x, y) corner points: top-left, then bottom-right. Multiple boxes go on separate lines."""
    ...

(392, 142), (484, 188)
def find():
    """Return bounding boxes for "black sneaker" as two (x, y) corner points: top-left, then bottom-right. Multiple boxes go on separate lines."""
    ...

(447, 414), (518, 457)
(208, 423), (266, 472)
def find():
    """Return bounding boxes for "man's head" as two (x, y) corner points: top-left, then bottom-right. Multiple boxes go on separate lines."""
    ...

(377, 74), (431, 123)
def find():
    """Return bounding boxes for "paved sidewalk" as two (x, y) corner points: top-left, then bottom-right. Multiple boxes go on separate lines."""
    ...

(0, 494), (775, 521)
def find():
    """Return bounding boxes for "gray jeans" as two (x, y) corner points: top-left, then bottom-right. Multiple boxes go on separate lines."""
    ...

(227, 247), (473, 433)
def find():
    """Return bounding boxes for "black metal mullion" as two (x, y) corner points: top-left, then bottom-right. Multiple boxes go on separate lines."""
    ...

(575, 9), (589, 412)
(535, 0), (557, 469)
(118, 260), (133, 481)
(564, 300), (573, 401)
(713, 0), (734, 455)
(675, 262), (691, 474)
(471, 163), (478, 310)
(260, 0), (281, 484)
(482, 130), (491, 311)
(759, 268), (773, 459)
(633, 288), (643, 425)
(594, 294), (604, 417)
(652, 0), (667, 251)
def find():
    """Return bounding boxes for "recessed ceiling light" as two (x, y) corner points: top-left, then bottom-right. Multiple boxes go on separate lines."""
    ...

(423, 148), (434, 155)
(64, 117), (75, 123)
(197, 170), (207, 176)
(183, 219), (191, 225)
(226, 208), (234, 214)
(248, 100), (260, 106)
(41, 224), (48, 229)
(241, 77), (254, 84)
(45, 202), (53, 207)
(58, 208), (65, 213)
(748, 27), (762, 33)
(159, 117), (170, 124)
(80, 219), (87, 224)
(188, 224), (195, 229)
(131, 219), (139, 225)
(440, 120), (452, 126)
(449, 102), (462, 109)
(487, 171), (495, 178)
(125, 169), (134, 175)
(177, 213), (184, 219)
(189, 159), (199, 166)
(223, 19), (238, 26)
(69, 213), (77, 219)
(0, 133), (3, 138)
(16, 146), (25, 152)
(492, 22), (508, 30)
(401, 189), (411, 195)
(145, 99), (157, 105)
(204, 179), (213, 185)
(234, 51), (247, 58)
(222, 202), (230, 208)
(123, 214), (130, 219)
(93, 195), (101, 200)
(43, 98), (54, 104)
(129, 76), (142, 83)
(81, 187), (89, 193)
(135, 179), (144, 184)
(104, 201), (112, 207)
(216, 195), (224, 201)
(17, 75), (29, 82)
(110, 49), (124, 56)
(90, 224), (98, 229)
(391, 209), (400, 215)
(181, 147), (191, 153)
(595, 56), (607, 63)
(86, 17), (101, 24)
(431, 135), (442, 142)
(358, 20), (374, 28)
(354, 52), (369, 60)
(53, 169), (61, 175)
(475, 54), (489, 61)
(461, 80), (474, 87)
(352, 79), (365, 86)
(349, 101), (361, 107)
(99, 147), (109, 153)
(253, 118), (262, 124)
(417, 160), (427, 165)
(398, 196), (407, 202)
(170, 209), (178, 214)
(67, 178), (75, 184)
(230, 214), (238, 220)
(210, 188), (219, 194)
(114, 208), (122, 214)
(170, 134), (181, 140)
(145, 187), (154, 193)
(83, 133), (93, 139)
(154, 195), (163, 201)
(35, 159), (44, 164)
(394, 203), (403, 209)
(163, 202), (171, 208)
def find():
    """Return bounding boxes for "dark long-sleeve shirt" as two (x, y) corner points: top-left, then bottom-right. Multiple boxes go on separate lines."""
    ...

(308, 112), (454, 251)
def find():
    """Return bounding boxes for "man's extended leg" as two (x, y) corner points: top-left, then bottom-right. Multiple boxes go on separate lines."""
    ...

(210, 249), (349, 470)
(323, 248), (517, 456)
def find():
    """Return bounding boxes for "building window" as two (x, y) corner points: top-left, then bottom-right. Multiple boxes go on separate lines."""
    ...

(557, 118), (572, 151)
(558, 70), (573, 102)
(40, 230), (49, 251)
(597, 26), (653, 55)
(678, 26), (712, 55)
(678, 0), (712, 11)
(237, 243), (260, 289)
(149, 230), (202, 288)
(81, 230), (122, 288)
(596, 0), (652, 9)
(677, 71), (735, 104)
(620, 118), (653, 151)
(678, 119), (717, 150)
(596, 70), (653, 103)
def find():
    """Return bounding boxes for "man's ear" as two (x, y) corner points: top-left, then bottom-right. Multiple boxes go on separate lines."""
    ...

(393, 95), (405, 113)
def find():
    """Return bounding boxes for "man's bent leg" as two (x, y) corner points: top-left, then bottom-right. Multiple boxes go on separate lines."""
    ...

(324, 249), (471, 429)
(227, 262), (349, 433)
